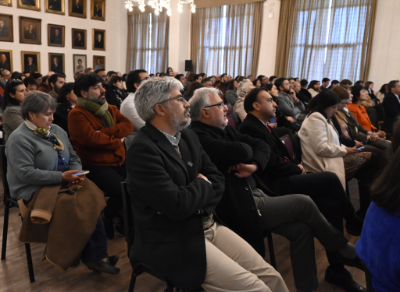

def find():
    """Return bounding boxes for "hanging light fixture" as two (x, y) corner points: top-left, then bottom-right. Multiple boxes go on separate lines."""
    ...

(125, 0), (195, 16)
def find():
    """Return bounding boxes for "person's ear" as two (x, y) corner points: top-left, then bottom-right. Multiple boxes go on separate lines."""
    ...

(134, 82), (140, 89)
(252, 102), (261, 111)
(154, 104), (167, 117)
(200, 108), (210, 119)
(80, 90), (88, 99)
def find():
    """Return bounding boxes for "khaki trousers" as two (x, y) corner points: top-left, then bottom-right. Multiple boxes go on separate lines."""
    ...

(202, 223), (288, 292)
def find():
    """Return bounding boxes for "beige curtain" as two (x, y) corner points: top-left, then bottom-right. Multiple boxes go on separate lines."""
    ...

(191, 2), (263, 76)
(360, 0), (377, 82)
(285, 0), (377, 82)
(274, 0), (296, 77)
(196, 0), (264, 8)
(126, 12), (169, 74)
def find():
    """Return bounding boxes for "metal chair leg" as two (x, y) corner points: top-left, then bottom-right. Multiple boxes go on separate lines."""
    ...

(1, 203), (10, 260)
(24, 243), (35, 283)
(266, 232), (277, 269)
(128, 270), (137, 292)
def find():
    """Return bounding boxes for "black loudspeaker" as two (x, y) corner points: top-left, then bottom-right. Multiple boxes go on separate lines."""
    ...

(185, 60), (193, 72)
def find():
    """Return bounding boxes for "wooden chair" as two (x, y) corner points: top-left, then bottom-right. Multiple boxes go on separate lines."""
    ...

(1, 145), (35, 283)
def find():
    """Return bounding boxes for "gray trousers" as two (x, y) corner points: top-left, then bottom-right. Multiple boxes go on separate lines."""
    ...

(254, 191), (348, 291)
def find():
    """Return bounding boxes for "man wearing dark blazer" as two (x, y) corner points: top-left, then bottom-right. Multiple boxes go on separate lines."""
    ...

(94, 3), (102, 17)
(238, 87), (367, 292)
(189, 87), (363, 292)
(126, 78), (288, 292)
(48, 0), (61, 11)
(382, 80), (400, 134)
(72, 0), (83, 13)
(25, 57), (37, 72)
(24, 24), (36, 40)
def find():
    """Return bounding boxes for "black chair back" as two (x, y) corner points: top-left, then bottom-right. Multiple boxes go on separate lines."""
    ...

(0, 145), (12, 206)
(280, 134), (294, 160)
(121, 181), (135, 250)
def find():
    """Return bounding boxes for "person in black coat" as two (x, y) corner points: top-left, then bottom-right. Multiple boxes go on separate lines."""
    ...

(53, 83), (77, 136)
(189, 87), (363, 292)
(126, 77), (288, 292)
(238, 87), (367, 292)
(72, 0), (83, 13)
(105, 76), (128, 110)
(382, 80), (400, 135)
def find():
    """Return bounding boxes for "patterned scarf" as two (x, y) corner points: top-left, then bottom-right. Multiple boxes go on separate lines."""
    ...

(77, 97), (115, 128)
(24, 120), (64, 151)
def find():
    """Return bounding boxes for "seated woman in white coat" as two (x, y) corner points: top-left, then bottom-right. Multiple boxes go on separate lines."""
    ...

(299, 90), (381, 218)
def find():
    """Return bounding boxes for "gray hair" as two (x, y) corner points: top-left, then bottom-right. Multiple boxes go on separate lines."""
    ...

(2, 69), (10, 77)
(21, 91), (57, 120)
(134, 77), (183, 122)
(237, 79), (252, 97)
(189, 87), (221, 121)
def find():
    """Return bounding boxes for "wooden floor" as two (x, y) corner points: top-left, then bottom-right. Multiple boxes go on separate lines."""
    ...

(0, 179), (366, 292)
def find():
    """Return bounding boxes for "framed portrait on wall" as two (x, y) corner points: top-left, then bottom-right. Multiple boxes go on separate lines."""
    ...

(73, 54), (87, 73)
(0, 50), (12, 73)
(19, 17), (41, 45)
(0, 0), (12, 7)
(21, 51), (40, 73)
(45, 0), (65, 15)
(93, 55), (105, 71)
(91, 0), (105, 21)
(0, 14), (13, 42)
(69, 0), (87, 18)
(72, 28), (86, 49)
(48, 24), (65, 47)
(92, 29), (105, 51)
(49, 53), (65, 74)
(17, 0), (40, 11)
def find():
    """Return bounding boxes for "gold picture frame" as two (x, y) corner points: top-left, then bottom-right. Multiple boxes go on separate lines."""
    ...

(17, 0), (40, 11)
(93, 55), (105, 71)
(48, 24), (65, 47)
(19, 16), (42, 45)
(90, 0), (105, 21)
(0, 0), (12, 7)
(45, 0), (65, 15)
(0, 13), (13, 43)
(48, 53), (65, 74)
(92, 29), (106, 51)
(69, 0), (87, 18)
(0, 49), (13, 73)
(72, 28), (87, 50)
(21, 51), (40, 73)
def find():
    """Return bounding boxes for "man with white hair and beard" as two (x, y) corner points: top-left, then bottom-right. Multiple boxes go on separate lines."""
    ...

(68, 73), (133, 239)
(126, 77), (289, 292)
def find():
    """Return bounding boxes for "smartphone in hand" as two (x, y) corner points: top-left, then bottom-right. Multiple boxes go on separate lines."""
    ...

(74, 171), (90, 176)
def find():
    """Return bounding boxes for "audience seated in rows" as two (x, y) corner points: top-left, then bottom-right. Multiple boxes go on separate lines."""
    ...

(5, 91), (120, 275)
(53, 82), (77, 136)
(3, 79), (27, 142)
(275, 78), (305, 124)
(105, 75), (128, 110)
(382, 80), (400, 135)
(68, 73), (133, 239)
(321, 77), (330, 90)
(332, 86), (393, 166)
(189, 87), (363, 292)
(307, 80), (321, 98)
(48, 73), (65, 101)
(127, 78), (289, 292)
(233, 79), (254, 121)
(23, 77), (38, 92)
(299, 90), (381, 218)
(184, 81), (202, 101)
(225, 79), (239, 106)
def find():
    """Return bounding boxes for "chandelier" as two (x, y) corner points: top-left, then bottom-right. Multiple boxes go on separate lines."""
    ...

(125, 0), (196, 16)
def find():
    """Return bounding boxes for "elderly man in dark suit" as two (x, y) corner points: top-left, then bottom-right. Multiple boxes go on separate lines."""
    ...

(238, 87), (367, 292)
(25, 57), (37, 72)
(0, 20), (9, 37)
(126, 77), (288, 292)
(382, 80), (400, 135)
(24, 24), (36, 40)
(189, 87), (364, 292)
(48, 0), (61, 11)
(94, 3), (102, 17)
(72, 0), (84, 13)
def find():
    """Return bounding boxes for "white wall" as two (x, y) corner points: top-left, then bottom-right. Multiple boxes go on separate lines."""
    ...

(368, 0), (400, 90)
(0, 0), (127, 81)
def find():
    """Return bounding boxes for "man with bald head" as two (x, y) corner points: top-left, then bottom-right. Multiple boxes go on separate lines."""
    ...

(0, 54), (10, 71)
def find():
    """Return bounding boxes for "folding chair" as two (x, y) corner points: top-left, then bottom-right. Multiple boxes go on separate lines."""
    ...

(1, 145), (35, 283)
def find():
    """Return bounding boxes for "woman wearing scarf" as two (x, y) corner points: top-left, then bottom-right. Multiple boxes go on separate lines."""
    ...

(6, 91), (120, 274)
(299, 90), (381, 218)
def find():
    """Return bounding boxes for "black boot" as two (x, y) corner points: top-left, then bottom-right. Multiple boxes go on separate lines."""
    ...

(325, 265), (366, 292)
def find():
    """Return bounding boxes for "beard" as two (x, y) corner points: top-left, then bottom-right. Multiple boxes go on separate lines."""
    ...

(170, 108), (191, 130)
(54, 84), (61, 94)
(87, 93), (106, 105)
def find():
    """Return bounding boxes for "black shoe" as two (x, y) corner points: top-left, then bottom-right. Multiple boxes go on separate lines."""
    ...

(108, 255), (119, 266)
(102, 213), (115, 240)
(337, 253), (364, 271)
(325, 266), (366, 292)
(346, 215), (364, 237)
(84, 259), (120, 275)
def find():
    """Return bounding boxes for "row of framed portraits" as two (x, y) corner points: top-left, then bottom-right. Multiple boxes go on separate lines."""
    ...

(0, 14), (106, 50)
(0, 50), (106, 74)
(0, 0), (106, 21)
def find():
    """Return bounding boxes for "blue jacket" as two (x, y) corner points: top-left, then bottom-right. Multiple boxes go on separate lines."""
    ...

(356, 202), (400, 292)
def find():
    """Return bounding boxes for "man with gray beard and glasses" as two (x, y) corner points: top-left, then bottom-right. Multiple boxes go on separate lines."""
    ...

(69, 73), (133, 240)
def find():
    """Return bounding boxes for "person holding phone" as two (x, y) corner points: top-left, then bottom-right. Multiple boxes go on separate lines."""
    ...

(6, 91), (120, 275)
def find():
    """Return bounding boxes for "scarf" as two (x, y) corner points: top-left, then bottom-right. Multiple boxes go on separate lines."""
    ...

(25, 120), (64, 151)
(77, 97), (115, 128)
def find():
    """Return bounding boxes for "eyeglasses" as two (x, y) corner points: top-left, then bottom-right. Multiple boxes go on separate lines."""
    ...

(204, 102), (225, 109)
(158, 94), (185, 105)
